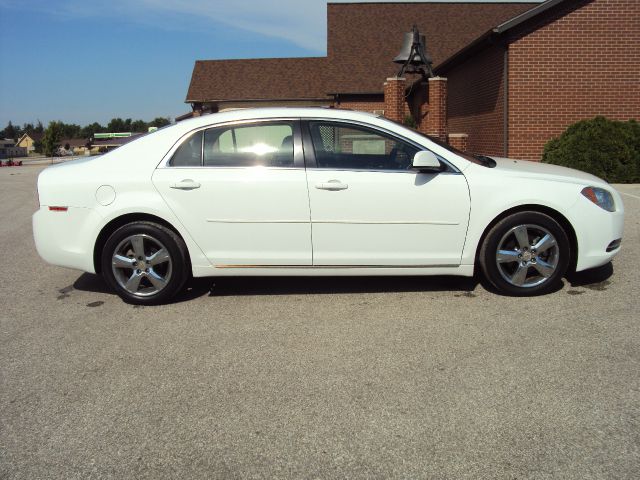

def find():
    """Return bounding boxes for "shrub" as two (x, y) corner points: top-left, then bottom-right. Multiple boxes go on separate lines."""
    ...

(403, 114), (417, 129)
(542, 116), (640, 183)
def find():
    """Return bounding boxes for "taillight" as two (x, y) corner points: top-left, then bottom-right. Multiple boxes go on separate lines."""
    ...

(48, 206), (68, 212)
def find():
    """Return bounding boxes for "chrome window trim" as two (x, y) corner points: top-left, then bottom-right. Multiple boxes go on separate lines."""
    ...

(305, 168), (459, 175)
(159, 166), (304, 171)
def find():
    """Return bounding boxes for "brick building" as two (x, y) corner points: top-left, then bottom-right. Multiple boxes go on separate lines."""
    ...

(184, 0), (639, 161)
(441, 0), (640, 160)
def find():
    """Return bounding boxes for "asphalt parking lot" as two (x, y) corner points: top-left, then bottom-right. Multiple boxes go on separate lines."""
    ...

(1, 165), (639, 479)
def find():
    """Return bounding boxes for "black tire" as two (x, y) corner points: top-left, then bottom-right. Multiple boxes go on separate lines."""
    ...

(479, 211), (570, 296)
(101, 221), (190, 305)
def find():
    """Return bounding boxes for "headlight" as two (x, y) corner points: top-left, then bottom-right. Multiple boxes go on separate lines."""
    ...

(581, 186), (616, 212)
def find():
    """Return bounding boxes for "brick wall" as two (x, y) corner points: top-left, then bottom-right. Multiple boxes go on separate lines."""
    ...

(383, 78), (409, 123)
(335, 101), (386, 114)
(446, 44), (506, 157)
(448, 133), (469, 152)
(508, 0), (640, 160)
(426, 77), (448, 141)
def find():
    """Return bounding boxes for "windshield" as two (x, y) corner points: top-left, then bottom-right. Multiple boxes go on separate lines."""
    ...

(378, 116), (495, 167)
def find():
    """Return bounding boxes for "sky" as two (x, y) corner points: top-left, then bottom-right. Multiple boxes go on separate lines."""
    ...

(0, 0), (539, 128)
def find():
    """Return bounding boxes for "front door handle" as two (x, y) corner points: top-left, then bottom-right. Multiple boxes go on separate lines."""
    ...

(170, 179), (201, 190)
(315, 180), (348, 191)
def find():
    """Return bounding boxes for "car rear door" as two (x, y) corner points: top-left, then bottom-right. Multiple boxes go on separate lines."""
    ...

(152, 119), (312, 266)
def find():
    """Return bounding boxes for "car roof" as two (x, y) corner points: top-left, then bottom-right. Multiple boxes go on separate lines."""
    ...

(177, 107), (382, 130)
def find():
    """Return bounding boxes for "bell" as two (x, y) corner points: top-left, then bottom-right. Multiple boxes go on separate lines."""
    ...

(393, 26), (433, 70)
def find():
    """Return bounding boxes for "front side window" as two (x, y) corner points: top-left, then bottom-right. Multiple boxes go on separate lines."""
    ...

(169, 122), (294, 167)
(308, 121), (419, 170)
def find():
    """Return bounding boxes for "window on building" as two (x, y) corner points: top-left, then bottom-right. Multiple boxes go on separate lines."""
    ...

(308, 121), (419, 170)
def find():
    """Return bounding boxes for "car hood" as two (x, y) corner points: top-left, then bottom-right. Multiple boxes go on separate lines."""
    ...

(489, 157), (607, 186)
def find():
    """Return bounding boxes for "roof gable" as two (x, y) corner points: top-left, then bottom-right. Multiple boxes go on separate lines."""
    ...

(437, 0), (587, 73)
(17, 131), (43, 143)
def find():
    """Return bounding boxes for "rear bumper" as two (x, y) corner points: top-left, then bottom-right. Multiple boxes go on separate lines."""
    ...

(33, 206), (102, 273)
(569, 195), (624, 272)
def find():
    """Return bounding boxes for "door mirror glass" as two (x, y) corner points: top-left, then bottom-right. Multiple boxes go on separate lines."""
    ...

(412, 150), (442, 172)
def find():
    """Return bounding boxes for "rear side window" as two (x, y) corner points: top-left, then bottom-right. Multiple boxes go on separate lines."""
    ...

(204, 123), (294, 167)
(169, 131), (202, 167)
(169, 122), (294, 167)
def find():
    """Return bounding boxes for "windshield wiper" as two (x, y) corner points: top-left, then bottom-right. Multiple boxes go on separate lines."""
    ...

(473, 154), (497, 168)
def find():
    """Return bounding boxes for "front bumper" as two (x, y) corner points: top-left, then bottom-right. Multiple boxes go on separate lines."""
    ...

(569, 194), (624, 272)
(33, 206), (103, 273)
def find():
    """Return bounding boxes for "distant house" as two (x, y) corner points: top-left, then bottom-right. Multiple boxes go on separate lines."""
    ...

(16, 132), (43, 154)
(0, 139), (27, 159)
(59, 138), (90, 156)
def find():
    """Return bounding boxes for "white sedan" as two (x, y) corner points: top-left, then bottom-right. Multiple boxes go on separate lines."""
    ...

(33, 108), (624, 304)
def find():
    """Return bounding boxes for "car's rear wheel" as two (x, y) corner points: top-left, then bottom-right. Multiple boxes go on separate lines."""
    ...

(480, 211), (570, 296)
(101, 221), (189, 304)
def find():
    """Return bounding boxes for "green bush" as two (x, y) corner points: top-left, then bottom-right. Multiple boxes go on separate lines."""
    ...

(542, 116), (640, 183)
(403, 114), (417, 129)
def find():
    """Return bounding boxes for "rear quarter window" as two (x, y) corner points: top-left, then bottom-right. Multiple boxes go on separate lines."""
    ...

(169, 131), (202, 167)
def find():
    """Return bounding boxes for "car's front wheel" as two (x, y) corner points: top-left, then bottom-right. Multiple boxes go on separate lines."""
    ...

(101, 221), (189, 304)
(480, 211), (570, 296)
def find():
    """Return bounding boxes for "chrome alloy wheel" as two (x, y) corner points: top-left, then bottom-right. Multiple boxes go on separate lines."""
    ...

(495, 224), (560, 288)
(111, 234), (173, 297)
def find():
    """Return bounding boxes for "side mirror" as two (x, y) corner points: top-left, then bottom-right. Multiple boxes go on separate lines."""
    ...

(412, 150), (442, 173)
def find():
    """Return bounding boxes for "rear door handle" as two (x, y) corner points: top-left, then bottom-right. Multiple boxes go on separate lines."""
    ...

(170, 179), (201, 190)
(315, 180), (348, 191)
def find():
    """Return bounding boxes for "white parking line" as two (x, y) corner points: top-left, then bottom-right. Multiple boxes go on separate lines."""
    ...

(618, 191), (640, 201)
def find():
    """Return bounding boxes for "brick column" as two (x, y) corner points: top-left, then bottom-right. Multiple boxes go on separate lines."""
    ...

(383, 77), (406, 123)
(417, 97), (429, 135)
(426, 77), (447, 141)
(448, 133), (469, 152)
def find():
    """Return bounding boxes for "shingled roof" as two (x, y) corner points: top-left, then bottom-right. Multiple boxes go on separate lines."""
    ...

(185, 2), (537, 103)
(186, 57), (328, 102)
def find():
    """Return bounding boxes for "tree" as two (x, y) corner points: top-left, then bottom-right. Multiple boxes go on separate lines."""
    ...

(80, 122), (105, 138)
(149, 117), (170, 128)
(60, 123), (81, 139)
(107, 117), (127, 132)
(35, 120), (44, 134)
(42, 121), (64, 157)
(2, 121), (18, 141)
(14, 124), (25, 141)
(130, 120), (147, 133)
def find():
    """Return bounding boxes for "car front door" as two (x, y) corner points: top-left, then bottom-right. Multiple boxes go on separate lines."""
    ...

(303, 120), (470, 266)
(152, 120), (312, 266)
